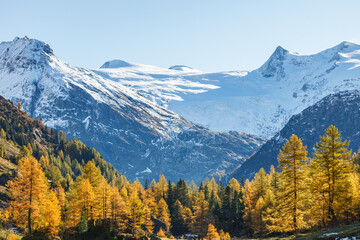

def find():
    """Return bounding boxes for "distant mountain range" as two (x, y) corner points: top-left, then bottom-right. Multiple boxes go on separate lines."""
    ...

(94, 41), (360, 139)
(1, 36), (360, 182)
(232, 90), (360, 180)
(0, 37), (264, 183)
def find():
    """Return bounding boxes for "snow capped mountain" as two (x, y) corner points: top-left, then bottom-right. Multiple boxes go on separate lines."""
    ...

(0, 37), (264, 182)
(0, 37), (191, 137)
(94, 60), (212, 107)
(96, 41), (360, 138)
(232, 90), (360, 180)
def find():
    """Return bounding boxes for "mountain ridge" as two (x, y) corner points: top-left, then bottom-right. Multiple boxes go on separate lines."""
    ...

(94, 40), (360, 138)
(0, 37), (264, 183)
(232, 90), (360, 180)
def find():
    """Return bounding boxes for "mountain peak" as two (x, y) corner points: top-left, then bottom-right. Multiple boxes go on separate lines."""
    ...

(100, 59), (134, 69)
(271, 45), (289, 59)
(259, 45), (289, 78)
(0, 37), (54, 72)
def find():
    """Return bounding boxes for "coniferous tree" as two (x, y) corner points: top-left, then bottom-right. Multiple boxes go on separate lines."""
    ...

(143, 205), (154, 235)
(128, 191), (145, 234)
(277, 135), (308, 231)
(6, 156), (61, 236)
(0, 143), (5, 158)
(311, 125), (353, 225)
(205, 224), (220, 240)
(78, 207), (88, 233)
(157, 227), (166, 237)
(0, 128), (6, 138)
(157, 198), (171, 230)
(171, 200), (187, 235)
(191, 191), (211, 237)
(109, 186), (128, 233)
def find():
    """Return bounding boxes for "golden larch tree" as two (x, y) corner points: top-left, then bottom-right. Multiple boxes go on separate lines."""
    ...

(205, 224), (220, 240)
(6, 156), (60, 235)
(277, 135), (308, 231)
(157, 198), (171, 230)
(191, 191), (211, 237)
(311, 125), (353, 225)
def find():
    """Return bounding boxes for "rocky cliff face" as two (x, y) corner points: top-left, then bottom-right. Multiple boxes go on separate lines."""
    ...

(0, 37), (264, 182)
(232, 90), (360, 180)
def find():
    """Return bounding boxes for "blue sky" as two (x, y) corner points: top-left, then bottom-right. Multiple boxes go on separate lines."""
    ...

(1, 0), (360, 72)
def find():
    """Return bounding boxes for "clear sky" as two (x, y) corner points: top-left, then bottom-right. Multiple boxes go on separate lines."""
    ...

(1, 0), (360, 72)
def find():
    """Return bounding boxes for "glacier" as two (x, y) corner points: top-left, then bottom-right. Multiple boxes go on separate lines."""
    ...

(95, 41), (360, 139)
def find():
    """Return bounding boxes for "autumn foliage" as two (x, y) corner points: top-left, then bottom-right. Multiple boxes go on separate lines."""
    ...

(3, 124), (360, 239)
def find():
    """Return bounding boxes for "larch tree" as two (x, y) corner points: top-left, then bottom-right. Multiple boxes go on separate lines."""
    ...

(205, 224), (220, 240)
(246, 168), (271, 234)
(157, 198), (171, 230)
(243, 179), (254, 229)
(99, 177), (112, 219)
(143, 205), (154, 235)
(311, 125), (353, 225)
(0, 128), (6, 138)
(54, 182), (66, 210)
(155, 175), (168, 201)
(41, 190), (62, 237)
(128, 190), (145, 233)
(17, 102), (22, 111)
(191, 191), (211, 237)
(81, 161), (104, 221)
(277, 135), (308, 231)
(6, 156), (60, 235)
(65, 178), (95, 229)
(109, 186), (128, 233)
(157, 227), (166, 237)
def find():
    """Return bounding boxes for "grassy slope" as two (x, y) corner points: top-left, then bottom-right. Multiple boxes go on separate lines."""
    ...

(0, 138), (18, 207)
(235, 223), (360, 240)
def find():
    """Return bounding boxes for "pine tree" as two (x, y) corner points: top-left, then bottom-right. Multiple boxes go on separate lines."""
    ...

(220, 185), (232, 232)
(171, 200), (187, 235)
(277, 135), (308, 231)
(205, 224), (220, 240)
(175, 179), (192, 208)
(311, 125), (352, 225)
(19, 146), (30, 159)
(78, 207), (88, 233)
